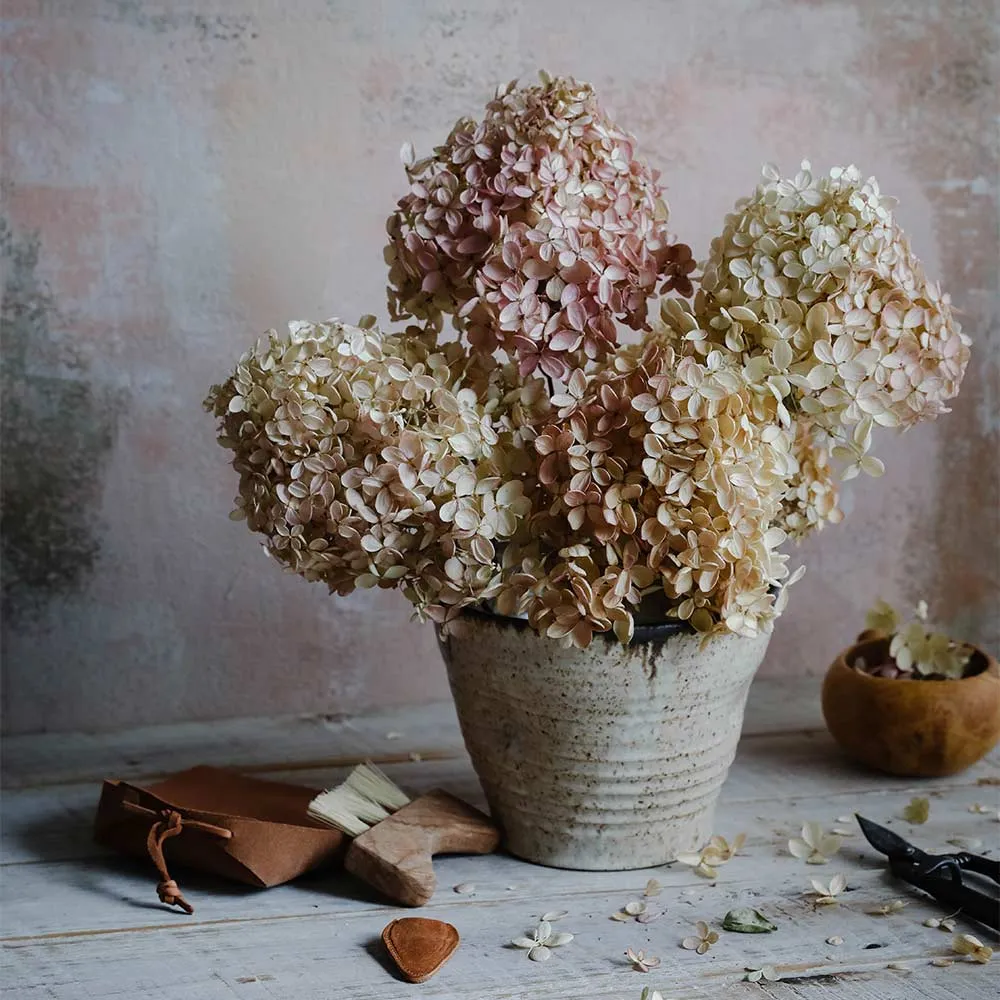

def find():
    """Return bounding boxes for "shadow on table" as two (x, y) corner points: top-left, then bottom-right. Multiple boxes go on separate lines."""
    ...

(364, 936), (409, 981)
(8, 807), (391, 916)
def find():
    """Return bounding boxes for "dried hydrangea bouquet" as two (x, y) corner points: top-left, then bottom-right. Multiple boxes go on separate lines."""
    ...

(207, 74), (970, 869)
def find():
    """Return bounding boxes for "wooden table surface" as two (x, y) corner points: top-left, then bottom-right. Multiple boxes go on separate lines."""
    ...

(3, 680), (998, 999)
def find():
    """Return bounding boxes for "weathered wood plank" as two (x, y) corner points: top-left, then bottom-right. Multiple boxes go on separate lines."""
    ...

(7, 733), (1000, 864)
(3, 736), (996, 867)
(0, 701), (468, 791)
(3, 890), (996, 1000)
(1, 678), (833, 790)
(3, 773), (997, 936)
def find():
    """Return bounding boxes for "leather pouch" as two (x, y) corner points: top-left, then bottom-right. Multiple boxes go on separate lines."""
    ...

(94, 765), (344, 913)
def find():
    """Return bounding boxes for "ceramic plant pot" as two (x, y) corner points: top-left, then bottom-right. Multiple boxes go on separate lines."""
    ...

(822, 637), (1000, 777)
(436, 610), (772, 870)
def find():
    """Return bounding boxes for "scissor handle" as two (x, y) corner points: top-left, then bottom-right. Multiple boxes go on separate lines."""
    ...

(892, 859), (1000, 932)
(954, 852), (1000, 884)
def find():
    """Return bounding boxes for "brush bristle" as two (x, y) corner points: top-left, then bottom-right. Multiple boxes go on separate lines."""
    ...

(307, 762), (411, 836)
(346, 763), (411, 811)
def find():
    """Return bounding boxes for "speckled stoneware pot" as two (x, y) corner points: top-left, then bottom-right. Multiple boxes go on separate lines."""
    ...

(436, 610), (772, 870)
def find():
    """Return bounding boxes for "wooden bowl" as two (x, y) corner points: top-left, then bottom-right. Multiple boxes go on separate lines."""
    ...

(821, 637), (1000, 777)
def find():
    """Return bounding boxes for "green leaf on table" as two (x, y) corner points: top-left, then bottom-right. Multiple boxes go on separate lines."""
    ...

(722, 907), (777, 933)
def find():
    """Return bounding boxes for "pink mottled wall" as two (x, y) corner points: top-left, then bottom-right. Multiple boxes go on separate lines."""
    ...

(2, 1), (997, 734)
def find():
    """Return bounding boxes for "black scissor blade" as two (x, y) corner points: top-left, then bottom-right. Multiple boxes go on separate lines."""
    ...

(856, 814), (918, 858)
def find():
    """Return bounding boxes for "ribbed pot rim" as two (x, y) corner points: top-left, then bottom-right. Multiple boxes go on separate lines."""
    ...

(457, 605), (693, 645)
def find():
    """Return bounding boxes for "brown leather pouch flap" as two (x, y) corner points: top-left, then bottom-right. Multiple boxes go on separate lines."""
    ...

(94, 766), (344, 910)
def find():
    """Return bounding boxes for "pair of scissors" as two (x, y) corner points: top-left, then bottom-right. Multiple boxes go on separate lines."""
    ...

(856, 815), (999, 931)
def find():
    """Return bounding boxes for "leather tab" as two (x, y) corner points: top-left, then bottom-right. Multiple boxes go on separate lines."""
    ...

(382, 917), (459, 983)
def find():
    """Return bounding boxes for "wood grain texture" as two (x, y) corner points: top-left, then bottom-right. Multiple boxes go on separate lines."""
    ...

(346, 790), (500, 906)
(1, 701), (471, 791)
(0, 677), (828, 790)
(3, 680), (999, 999)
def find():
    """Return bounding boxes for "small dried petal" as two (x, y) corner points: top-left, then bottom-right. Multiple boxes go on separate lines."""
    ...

(789, 822), (842, 864)
(946, 837), (983, 851)
(625, 947), (661, 972)
(953, 933), (993, 963)
(969, 803), (1000, 819)
(745, 965), (780, 983)
(681, 919), (718, 954)
(866, 899), (908, 916)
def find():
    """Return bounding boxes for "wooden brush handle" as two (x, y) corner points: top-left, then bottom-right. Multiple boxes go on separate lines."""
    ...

(344, 790), (499, 906)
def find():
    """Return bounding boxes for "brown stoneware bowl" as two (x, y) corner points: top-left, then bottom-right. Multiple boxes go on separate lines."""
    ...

(822, 637), (1000, 777)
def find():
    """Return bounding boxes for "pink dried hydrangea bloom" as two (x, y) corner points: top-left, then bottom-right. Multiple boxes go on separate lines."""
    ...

(386, 73), (694, 380)
(493, 333), (801, 644)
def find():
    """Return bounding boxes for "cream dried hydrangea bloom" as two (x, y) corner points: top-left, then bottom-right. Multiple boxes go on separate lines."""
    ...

(778, 422), (843, 540)
(666, 161), (970, 539)
(386, 72), (694, 380)
(887, 614), (972, 679)
(205, 318), (548, 625)
(854, 598), (973, 678)
(697, 161), (968, 430)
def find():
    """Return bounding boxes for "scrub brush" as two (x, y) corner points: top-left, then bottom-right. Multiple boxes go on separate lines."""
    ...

(308, 762), (499, 906)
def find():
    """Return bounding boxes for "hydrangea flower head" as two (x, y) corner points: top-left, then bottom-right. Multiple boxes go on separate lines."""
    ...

(206, 318), (550, 624)
(663, 161), (971, 536)
(386, 72), (694, 379)
(695, 161), (969, 433)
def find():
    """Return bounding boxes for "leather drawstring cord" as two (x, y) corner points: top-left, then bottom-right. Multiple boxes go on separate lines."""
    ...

(122, 801), (233, 915)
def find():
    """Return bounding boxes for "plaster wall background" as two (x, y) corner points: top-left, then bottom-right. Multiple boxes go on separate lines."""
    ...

(2, 0), (997, 734)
